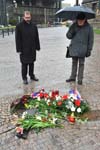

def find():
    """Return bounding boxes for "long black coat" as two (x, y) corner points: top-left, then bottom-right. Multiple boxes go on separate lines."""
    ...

(15, 20), (40, 63)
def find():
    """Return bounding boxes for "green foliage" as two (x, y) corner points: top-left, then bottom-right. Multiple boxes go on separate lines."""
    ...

(9, 18), (17, 25)
(80, 101), (90, 114)
(18, 114), (60, 132)
(94, 29), (100, 34)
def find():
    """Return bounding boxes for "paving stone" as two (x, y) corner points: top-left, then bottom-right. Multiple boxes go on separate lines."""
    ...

(0, 27), (100, 150)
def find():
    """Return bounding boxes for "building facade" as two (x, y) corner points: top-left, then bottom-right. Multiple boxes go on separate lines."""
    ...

(0, 0), (63, 25)
(82, 0), (100, 27)
(82, 0), (100, 12)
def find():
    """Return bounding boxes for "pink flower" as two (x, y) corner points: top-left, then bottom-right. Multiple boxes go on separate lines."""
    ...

(16, 127), (23, 134)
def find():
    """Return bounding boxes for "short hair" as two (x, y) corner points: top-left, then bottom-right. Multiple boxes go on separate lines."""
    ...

(24, 11), (31, 16)
(77, 12), (86, 20)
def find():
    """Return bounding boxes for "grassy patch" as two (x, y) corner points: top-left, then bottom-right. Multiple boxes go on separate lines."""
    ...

(94, 29), (100, 34)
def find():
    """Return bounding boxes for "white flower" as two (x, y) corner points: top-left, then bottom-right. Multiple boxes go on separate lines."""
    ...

(49, 92), (52, 97)
(52, 118), (58, 124)
(22, 111), (27, 119)
(71, 106), (76, 112)
(47, 99), (51, 105)
(77, 107), (82, 113)
(53, 101), (56, 105)
(47, 99), (51, 103)
(37, 97), (41, 101)
(56, 95), (61, 101)
(36, 115), (42, 120)
(69, 94), (77, 101)
(65, 105), (70, 109)
(44, 98), (47, 101)
(68, 101), (73, 107)
(45, 110), (48, 114)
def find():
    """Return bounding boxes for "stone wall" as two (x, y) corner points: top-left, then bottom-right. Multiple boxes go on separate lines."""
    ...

(82, 1), (100, 27)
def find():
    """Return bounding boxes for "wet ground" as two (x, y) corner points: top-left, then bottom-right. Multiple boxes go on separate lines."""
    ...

(0, 26), (100, 150)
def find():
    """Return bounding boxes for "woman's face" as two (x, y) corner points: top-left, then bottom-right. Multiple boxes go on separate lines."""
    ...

(77, 19), (86, 26)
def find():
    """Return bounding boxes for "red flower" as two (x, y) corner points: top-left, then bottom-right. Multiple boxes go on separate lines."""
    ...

(21, 95), (29, 104)
(54, 90), (59, 95)
(74, 100), (81, 107)
(62, 95), (68, 101)
(68, 116), (75, 123)
(39, 92), (44, 98)
(44, 93), (49, 98)
(57, 101), (62, 106)
(51, 90), (59, 98)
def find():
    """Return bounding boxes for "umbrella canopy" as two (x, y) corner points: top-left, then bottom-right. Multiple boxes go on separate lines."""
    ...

(56, 5), (95, 20)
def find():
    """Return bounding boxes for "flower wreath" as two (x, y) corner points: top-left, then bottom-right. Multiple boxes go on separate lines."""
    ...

(10, 89), (89, 139)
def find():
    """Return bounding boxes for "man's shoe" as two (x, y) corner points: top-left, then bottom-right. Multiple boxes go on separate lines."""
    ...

(31, 76), (39, 82)
(23, 79), (28, 84)
(78, 80), (82, 85)
(66, 79), (75, 82)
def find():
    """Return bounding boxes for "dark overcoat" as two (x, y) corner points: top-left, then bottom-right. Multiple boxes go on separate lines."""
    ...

(66, 22), (94, 58)
(15, 20), (40, 63)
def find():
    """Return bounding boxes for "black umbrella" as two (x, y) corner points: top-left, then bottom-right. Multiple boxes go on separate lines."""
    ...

(56, 5), (96, 20)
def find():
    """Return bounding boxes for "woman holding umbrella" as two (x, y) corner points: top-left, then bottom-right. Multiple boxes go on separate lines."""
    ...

(66, 12), (94, 85)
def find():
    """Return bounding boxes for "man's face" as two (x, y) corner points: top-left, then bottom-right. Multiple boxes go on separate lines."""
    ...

(23, 13), (31, 23)
(77, 19), (86, 26)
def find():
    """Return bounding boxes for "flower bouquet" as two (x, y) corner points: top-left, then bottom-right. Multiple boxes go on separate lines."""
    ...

(10, 89), (90, 139)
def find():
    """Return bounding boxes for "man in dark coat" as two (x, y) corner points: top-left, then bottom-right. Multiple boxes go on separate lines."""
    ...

(15, 11), (40, 84)
(66, 12), (94, 85)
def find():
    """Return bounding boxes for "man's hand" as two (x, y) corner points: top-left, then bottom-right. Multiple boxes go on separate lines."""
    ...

(86, 51), (91, 57)
(18, 52), (22, 54)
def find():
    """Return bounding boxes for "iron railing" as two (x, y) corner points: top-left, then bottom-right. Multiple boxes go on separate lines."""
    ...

(0, 26), (15, 38)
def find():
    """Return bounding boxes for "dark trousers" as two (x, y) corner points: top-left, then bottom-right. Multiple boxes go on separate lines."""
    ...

(70, 57), (85, 81)
(21, 63), (34, 80)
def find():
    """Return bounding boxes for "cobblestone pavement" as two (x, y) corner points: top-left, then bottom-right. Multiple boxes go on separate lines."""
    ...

(0, 27), (100, 150)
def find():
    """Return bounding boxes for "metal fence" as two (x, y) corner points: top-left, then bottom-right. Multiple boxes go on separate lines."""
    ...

(0, 26), (15, 38)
